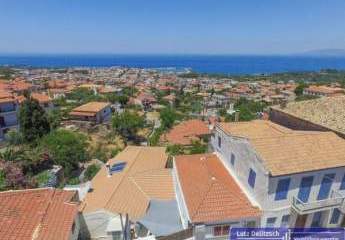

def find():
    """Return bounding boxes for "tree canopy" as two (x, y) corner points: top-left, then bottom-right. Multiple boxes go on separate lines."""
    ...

(112, 111), (145, 140)
(40, 129), (89, 174)
(19, 94), (50, 143)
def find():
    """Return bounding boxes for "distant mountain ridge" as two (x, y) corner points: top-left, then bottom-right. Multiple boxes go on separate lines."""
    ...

(300, 49), (345, 57)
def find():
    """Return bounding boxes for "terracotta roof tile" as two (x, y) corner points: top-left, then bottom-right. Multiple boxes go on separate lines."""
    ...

(82, 146), (174, 219)
(161, 119), (210, 145)
(0, 188), (79, 240)
(218, 120), (345, 176)
(175, 154), (261, 223)
(71, 101), (110, 114)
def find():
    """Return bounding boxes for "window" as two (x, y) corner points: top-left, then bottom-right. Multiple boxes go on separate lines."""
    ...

(311, 212), (322, 227)
(298, 176), (314, 202)
(230, 153), (235, 166)
(266, 217), (276, 227)
(275, 178), (291, 200)
(340, 174), (345, 190)
(218, 136), (221, 148)
(330, 209), (341, 224)
(317, 174), (335, 200)
(246, 221), (256, 228)
(213, 225), (230, 236)
(248, 168), (256, 188)
(281, 215), (290, 227)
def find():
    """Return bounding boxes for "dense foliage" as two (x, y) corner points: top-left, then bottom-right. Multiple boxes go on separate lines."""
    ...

(19, 94), (50, 142)
(40, 129), (89, 174)
(112, 111), (145, 141)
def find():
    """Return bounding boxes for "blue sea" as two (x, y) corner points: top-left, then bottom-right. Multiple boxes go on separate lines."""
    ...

(1, 54), (345, 75)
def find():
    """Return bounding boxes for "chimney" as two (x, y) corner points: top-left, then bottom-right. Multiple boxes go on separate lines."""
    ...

(106, 163), (112, 177)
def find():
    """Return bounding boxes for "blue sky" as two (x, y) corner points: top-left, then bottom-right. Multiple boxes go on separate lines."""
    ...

(0, 0), (345, 54)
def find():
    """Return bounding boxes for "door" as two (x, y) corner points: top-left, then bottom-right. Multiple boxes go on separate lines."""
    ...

(295, 214), (307, 228)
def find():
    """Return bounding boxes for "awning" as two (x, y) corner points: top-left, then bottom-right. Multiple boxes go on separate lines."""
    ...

(138, 199), (183, 237)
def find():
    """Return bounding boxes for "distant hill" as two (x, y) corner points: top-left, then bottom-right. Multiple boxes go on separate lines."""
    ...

(300, 49), (345, 57)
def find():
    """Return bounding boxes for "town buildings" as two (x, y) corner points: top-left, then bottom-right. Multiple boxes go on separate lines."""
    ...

(173, 153), (261, 239)
(0, 91), (19, 140)
(69, 101), (112, 124)
(303, 85), (344, 97)
(80, 146), (176, 239)
(212, 120), (345, 229)
(0, 188), (80, 240)
(160, 119), (211, 146)
(270, 95), (345, 138)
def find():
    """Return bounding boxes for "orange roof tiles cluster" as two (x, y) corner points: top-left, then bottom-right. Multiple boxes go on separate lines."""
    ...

(218, 120), (345, 176)
(81, 146), (174, 219)
(70, 101), (110, 117)
(0, 91), (17, 104)
(305, 85), (344, 95)
(0, 188), (79, 240)
(161, 119), (211, 145)
(174, 153), (261, 223)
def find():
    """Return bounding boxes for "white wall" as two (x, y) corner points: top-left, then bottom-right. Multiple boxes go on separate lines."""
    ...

(172, 159), (190, 229)
(212, 127), (269, 208)
(212, 125), (345, 228)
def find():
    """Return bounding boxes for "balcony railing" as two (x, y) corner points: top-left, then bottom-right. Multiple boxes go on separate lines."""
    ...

(292, 190), (345, 215)
(0, 107), (17, 114)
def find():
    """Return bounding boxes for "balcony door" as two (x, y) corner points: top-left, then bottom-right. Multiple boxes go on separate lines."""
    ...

(317, 174), (335, 200)
(295, 214), (307, 228)
(298, 176), (314, 202)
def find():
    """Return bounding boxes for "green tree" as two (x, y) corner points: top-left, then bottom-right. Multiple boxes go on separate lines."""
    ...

(189, 140), (207, 154)
(84, 164), (101, 181)
(40, 129), (89, 174)
(160, 107), (177, 129)
(294, 83), (308, 96)
(0, 170), (6, 191)
(47, 108), (63, 130)
(112, 111), (145, 140)
(5, 130), (24, 146)
(19, 93), (50, 143)
(166, 144), (184, 156)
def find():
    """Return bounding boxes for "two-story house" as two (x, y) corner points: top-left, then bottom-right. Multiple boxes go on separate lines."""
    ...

(0, 91), (19, 140)
(173, 153), (261, 240)
(212, 120), (345, 229)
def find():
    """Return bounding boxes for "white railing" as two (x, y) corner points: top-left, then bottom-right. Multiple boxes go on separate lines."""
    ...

(292, 190), (345, 215)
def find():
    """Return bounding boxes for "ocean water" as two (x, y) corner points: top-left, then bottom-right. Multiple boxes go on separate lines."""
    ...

(1, 54), (345, 75)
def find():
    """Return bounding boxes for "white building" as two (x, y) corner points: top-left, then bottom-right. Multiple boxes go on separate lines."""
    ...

(173, 153), (261, 240)
(212, 120), (345, 229)
(0, 92), (19, 140)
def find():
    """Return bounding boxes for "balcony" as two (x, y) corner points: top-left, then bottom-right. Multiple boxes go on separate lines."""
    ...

(0, 107), (17, 115)
(292, 190), (345, 215)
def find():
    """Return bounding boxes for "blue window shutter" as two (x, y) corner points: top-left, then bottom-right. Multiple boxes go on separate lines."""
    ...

(317, 174), (335, 200)
(275, 178), (291, 200)
(266, 217), (276, 227)
(230, 153), (235, 166)
(280, 215), (290, 227)
(298, 176), (314, 203)
(248, 169), (256, 188)
(330, 209), (341, 224)
(311, 212), (322, 227)
(340, 174), (345, 190)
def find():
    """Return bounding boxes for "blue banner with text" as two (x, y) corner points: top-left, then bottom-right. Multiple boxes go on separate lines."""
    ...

(230, 228), (345, 240)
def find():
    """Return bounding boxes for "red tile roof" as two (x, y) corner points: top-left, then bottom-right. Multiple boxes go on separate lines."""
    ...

(0, 188), (79, 240)
(175, 154), (261, 223)
(161, 119), (210, 145)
